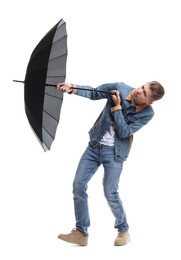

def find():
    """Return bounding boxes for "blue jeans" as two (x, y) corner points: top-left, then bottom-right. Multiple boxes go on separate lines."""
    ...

(73, 144), (129, 236)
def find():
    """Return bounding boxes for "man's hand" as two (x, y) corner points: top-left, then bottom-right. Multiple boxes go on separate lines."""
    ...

(111, 90), (122, 112)
(56, 82), (73, 93)
(112, 90), (121, 106)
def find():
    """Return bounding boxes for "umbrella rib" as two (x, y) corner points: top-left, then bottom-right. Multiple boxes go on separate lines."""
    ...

(53, 34), (67, 45)
(43, 109), (59, 123)
(47, 75), (65, 78)
(45, 92), (63, 100)
(42, 124), (55, 141)
(58, 20), (66, 29)
(42, 109), (60, 143)
(49, 53), (67, 62)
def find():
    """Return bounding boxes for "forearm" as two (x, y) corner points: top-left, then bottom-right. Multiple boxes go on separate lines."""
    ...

(111, 109), (133, 138)
(74, 84), (110, 100)
(61, 82), (121, 100)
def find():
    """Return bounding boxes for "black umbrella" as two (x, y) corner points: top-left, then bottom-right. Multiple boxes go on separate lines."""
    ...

(14, 18), (116, 151)
(14, 19), (68, 151)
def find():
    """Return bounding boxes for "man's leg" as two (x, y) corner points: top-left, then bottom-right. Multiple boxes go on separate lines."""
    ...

(101, 144), (130, 245)
(58, 144), (101, 245)
(73, 145), (101, 236)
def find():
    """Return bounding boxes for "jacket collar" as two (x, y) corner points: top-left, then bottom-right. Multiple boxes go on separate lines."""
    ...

(125, 91), (148, 112)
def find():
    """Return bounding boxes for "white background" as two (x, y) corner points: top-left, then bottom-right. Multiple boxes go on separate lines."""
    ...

(1, 0), (181, 259)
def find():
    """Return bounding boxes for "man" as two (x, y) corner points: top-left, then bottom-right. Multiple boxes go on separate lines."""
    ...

(56, 81), (165, 246)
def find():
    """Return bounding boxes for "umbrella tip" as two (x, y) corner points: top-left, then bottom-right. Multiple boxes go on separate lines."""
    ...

(13, 80), (25, 84)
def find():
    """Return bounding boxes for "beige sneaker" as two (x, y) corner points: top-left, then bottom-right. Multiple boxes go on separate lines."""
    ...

(58, 229), (88, 246)
(114, 231), (130, 246)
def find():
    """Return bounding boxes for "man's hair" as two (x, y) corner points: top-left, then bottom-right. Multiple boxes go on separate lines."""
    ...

(149, 81), (165, 101)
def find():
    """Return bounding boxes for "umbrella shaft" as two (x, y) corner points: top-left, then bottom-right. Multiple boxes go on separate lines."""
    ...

(13, 81), (116, 95)
(74, 87), (116, 95)
(45, 84), (116, 95)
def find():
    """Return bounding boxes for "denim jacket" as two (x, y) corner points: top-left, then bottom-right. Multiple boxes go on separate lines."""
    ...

(75, 82), (154, 161)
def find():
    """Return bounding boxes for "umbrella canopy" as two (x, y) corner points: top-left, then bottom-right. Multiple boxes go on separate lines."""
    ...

(13, 18), (117, 151)
(22, 19), (67, 151)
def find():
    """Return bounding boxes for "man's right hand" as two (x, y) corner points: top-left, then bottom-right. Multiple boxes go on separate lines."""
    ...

(56, 82), (73, 93)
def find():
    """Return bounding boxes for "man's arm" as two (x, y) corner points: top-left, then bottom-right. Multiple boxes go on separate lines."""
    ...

(110, 89), (154, 137)
(112, 108), (154, 138)
(56, 82), (120, 100)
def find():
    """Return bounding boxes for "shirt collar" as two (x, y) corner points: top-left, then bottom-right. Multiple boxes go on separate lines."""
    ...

(125, 91), (148, 112)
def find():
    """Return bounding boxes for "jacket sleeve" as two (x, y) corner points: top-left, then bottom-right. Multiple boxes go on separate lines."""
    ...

(112, 108), (154, 138)
(75, 83), (121, 100)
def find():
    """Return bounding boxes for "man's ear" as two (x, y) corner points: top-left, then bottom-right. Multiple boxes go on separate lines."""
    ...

(147, 100), (153, 105)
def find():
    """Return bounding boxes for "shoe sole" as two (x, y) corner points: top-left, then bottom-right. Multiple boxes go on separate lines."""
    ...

(114, 238), (130, 246)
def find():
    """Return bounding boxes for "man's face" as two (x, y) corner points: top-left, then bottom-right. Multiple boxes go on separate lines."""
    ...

(133, 82), (153, 105)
